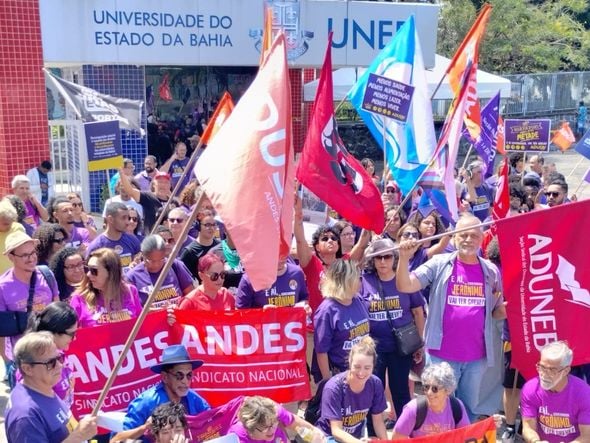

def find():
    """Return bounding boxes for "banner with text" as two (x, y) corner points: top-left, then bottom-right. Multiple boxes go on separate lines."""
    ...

(504, 119), (551, 152)
(496, 200), (590, 379)
(376, 417), (496, 443)
(171, 307), (310, 406)
(68, 308), (309, 419)
(84, 120), (123, 171)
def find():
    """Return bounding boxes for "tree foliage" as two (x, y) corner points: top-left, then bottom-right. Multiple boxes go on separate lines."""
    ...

(437, 0), (590, 74)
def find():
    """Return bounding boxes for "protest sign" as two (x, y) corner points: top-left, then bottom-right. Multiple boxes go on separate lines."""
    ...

(171, 306), (310, 406)
(374, 417), (496, 443)
(67, 308), (309, 419)
(361, 73), (414, 123)
(504, 119), (551, 152)
(496, 200), (590, 379)
(84, 120), (123, 171)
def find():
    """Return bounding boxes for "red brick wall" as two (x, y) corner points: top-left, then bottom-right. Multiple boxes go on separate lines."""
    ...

(0, 0), (49, 194)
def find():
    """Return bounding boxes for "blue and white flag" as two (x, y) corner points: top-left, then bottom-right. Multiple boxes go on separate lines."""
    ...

(348, 15), (436, 196)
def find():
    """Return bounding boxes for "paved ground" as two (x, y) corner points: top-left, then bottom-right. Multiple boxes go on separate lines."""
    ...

(0, 149), (587, 441)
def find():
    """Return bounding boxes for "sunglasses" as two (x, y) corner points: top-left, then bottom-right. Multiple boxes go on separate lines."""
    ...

(162, 237), (175, 245)
(544, 191), (561, 198)
(71, 202), (83, 208)
(201, 222), (216, 228)
(168, 218), (186, 224)
(320, 235), (338, 242)
(84, 265), (99, 276)
(129, 216), (138, 222)
(206, 271), (227, 282)
(61, 329), (77, 339)
(52, 237), (66, 244)
(375, 254), (394, 261)
(166, 371), (193, 381)
(423, 384), (441, 394)
(402, 231), (420, 239)
(27, 353), (65, 371)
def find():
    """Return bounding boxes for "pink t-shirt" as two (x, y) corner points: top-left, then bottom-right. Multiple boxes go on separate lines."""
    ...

(393, 397), (470, 438)
(429, 260), (486, 362)
(227, 404), (293, 443)
(70, 285), (142, 328)
(521, 375), (590, 443)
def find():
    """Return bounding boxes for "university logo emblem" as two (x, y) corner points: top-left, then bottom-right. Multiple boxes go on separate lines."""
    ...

(249, 0), (314, 61)
(556, 255), (590, 308)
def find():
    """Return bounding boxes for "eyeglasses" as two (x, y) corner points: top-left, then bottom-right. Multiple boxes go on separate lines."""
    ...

(26, 353), (65, 371)
(423, 384), (441, 394)
(71, 202), (82, 208)
(64, 262), (84, 270)
(201, 222), (216, 228)
(10, 250), (37, 260)
(162, 237), (175, 245)
(206, 271), (227, 282)
(84, 265), (99, 276)
(61, 329), (77, 339)
(386, 188), (399, 194)
(536, 363), (566, 376)
(402, 231), (420, 239)
(544, 191), (561, 198)
(166, 370), (193, 381)
(375, 254), (394, 261)
(129, 217), (138, 222)
(168, 218), (186, 224)
(320, 235), (338, 242)
(255, 421), (279, 433)
(52, 237), (66, 244)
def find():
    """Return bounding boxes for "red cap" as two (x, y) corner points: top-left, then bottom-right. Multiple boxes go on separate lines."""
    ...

(154, 172), (171, 181)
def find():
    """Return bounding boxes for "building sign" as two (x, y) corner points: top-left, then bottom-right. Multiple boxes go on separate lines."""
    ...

(39, 0), (440, 68)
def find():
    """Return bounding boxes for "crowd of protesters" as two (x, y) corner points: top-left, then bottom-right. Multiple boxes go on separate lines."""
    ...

(1, 150), (590, 443)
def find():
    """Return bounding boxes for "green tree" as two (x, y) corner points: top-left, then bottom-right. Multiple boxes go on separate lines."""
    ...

(438, 0), (590, 74)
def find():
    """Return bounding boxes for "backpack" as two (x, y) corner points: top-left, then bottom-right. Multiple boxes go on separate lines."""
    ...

(304, 378), (329, 425)
(413, 395), (462, 431)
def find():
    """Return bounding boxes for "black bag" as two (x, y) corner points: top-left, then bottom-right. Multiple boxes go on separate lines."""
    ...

(304, 378), (329, 425)
(392, 322), (423, 356)
(0, 270), (37, 337)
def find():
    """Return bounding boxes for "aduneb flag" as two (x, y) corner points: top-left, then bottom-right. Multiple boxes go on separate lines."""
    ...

(348, 15), (436, 196)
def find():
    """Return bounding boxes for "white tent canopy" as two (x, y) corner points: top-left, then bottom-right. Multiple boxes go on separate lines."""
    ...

(303, 54), (511, 102)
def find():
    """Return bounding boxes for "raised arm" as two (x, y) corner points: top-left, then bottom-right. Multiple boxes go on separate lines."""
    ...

(293, 195), (312, 268)
(118, 168), (141, 203)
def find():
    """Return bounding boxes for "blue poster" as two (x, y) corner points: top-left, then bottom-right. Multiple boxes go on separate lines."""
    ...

(84, 120), (123, 171)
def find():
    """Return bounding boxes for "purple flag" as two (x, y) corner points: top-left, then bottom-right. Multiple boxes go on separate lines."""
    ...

(462, 93), (500, 174)
(583, 167), (590, 184)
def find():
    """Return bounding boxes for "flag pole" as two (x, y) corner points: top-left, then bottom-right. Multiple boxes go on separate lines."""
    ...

(566, 156), (585, 181)
(367, 219), (495, 257)
(571, 176), (587, 198)
(461, 144), (474, 169)
(91, 189), (206, 417)
(150, 139), (205, 234)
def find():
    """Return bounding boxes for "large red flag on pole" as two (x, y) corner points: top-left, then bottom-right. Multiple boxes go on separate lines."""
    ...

(199, 92), (235, 146)
(296, 33), (384, 233)
(158, 73), (173, 102)
(195, 33), (294, 291)
(496, 200), (590, 379)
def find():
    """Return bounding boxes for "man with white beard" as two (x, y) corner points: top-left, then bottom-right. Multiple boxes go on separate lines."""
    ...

(521, 341), (590, 443)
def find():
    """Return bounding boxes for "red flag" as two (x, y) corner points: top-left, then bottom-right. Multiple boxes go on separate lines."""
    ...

(492, 157), (509, 224)
(497, 115), (506, 155)
(195, 33), (294, 291)
(158, 73), (173, 102)
(447, 4), (492, 141)
(296, 33), (384, 233)
(551, 121), (576, 151)
(496, 200), (590, 379)
(260, 6), (273, 65)
(200, 92), (235, 146)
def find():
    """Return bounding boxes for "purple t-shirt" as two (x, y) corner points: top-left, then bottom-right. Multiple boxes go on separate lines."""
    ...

(65, 226), (90, 249)
(316, 372), (386, 438)
(23, 200), (41, 229)
(393, 397), (470, 438)
(521, 376), (590, 443)
(126, 260), (193, 308)
(15, 355), (74, 409)
(134, 171), (153, 191)
(70, 284), (142, 328)
(236, 262), (308, 308)
(312, 297), (370, 377)
(5, 383), (77, 443)
(429, 260), (486, 362)
(86, 233), (141, 270)
(227, 404), (293, 443)
(169, 157), (190, 188)
(359, 273), (424, 353)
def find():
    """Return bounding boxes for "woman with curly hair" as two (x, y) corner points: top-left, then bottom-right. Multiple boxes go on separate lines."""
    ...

(69, 248), (142, 327)
(407, 210), (450, 255)
(32, 223), (68, 266)
(49, 247), (85, 302)
(4, 194), (34, 236)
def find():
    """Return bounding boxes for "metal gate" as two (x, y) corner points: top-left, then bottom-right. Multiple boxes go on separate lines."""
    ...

(48, 119), (90, 211)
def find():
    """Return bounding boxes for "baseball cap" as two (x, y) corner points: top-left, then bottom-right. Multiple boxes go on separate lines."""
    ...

(154, 172), (171, 181)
